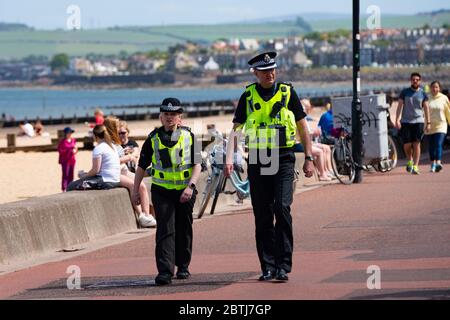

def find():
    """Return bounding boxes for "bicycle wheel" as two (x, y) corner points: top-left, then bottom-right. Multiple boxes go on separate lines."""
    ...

(387, 135), (398, 170)
(332, 142), (356, 185)
(197, 173), (220, 219)
(210, 172), (226, 215)
(229, 170), (250, 200)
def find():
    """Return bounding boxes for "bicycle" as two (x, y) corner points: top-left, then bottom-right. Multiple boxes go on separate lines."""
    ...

(331, 126), (398, 185)
(331, 127), (356, 185)
(196, 129), (250, 219)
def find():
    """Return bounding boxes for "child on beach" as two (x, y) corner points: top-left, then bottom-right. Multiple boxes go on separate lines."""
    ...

(85, 108), (105, 128)
(58, 127), (78, 192)
(94, 108), (105, 126)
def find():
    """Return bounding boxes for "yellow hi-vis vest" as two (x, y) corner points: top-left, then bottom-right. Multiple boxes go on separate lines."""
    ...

(244, 83), (297, 149)
(150, 127), (193, 190)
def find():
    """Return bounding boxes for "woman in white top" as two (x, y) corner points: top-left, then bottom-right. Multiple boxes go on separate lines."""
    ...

(104, 116), (156, 228)
(67, 125), (120, 190)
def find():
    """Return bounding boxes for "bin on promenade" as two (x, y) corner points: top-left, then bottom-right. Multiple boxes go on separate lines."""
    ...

(331, 94), (389, 160)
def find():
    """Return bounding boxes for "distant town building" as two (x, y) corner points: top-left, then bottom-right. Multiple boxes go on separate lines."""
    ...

(203, 57), (220, 71)
(69, 58), (94, 75)
(167, 52), (200, 72)
(423, 44), (450, 64)
(239, 39), (259, 51)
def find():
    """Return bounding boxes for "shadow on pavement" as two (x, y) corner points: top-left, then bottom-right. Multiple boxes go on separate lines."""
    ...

(10, 272), (258, 300)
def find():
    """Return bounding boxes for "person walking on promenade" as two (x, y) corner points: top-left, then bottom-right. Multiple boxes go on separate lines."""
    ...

(224, 52), (314, 282)
(58, 127), (78, 192)
(132, 98), (202, 286)
(395, 72), (431, 175)
(425, 81), (450, 172)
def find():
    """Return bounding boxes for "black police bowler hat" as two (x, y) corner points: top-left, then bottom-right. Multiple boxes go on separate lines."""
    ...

(248, 51), (277, 70)
(160, 97), (183, 113)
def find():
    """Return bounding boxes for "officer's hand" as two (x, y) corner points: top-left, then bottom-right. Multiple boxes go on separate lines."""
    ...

(223, 164), (233, 177)
(132, 190), (141, 206)
(303, 160), (315, 178)
(395, 120), (401, 129)
(180, 187), (193, 203)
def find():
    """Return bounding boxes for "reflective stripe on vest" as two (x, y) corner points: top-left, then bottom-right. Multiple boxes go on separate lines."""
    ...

(151, 177), (191, 186)
(245, 83), (297, 149)
(150, 128), (193, 190)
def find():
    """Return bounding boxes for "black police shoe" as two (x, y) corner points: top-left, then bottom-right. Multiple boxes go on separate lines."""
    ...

(275, 269), (289, 281)
(176, 268), (191, 280)
(155, 273), (172, 286)
(258, 270), (275, 281)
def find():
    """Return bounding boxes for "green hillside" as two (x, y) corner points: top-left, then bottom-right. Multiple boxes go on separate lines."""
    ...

(0, 11), (448, 59)
(307, 11), (450, 31)
(0, 21), (306, 59)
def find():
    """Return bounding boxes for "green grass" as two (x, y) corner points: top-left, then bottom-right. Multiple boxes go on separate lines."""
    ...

(0, 21), (307, 59)
(308, 12), (450, 31)
(130, 22), (304, 41)
(0, 12), (448, 59)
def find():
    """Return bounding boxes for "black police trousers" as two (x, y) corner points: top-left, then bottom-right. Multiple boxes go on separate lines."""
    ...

(151, 187), (196, 276)
(247, 151), (295, 274)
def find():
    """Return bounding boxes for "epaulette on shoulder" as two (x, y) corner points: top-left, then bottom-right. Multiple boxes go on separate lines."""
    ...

(179, 125), (192, 132)
(245, 82), (257, 89)
(147, 128), (159, 139)
(281, 82), (293, 88)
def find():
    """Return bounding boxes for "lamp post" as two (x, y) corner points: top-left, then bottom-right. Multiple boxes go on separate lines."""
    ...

(352, 0), (363, 183)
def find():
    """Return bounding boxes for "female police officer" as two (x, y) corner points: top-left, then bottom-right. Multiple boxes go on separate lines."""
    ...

(132, 98), (201, 286)
(224, 52), (314, 282)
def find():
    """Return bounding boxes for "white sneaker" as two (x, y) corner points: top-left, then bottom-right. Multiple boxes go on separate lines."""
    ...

(139, 214), (157, 228)
(327, 171), (336, 179)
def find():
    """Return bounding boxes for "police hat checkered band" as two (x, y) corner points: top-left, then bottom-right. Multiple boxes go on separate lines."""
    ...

(254, 62), (277, 70)
(248, 51), (278, 70)
(160, 105), (183, 112)
(160, 97), (183, 113)
(252, 58), (275, 68)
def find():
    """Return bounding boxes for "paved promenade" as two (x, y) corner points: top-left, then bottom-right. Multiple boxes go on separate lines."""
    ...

(1, 153), (449, 300)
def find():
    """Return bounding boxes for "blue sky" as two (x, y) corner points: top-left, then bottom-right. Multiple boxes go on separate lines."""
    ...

(0, 0), (449, 29)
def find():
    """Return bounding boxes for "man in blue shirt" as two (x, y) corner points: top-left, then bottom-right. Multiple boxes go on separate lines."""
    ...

(395, 72), (431, 174)
(318, 103), (334, 142)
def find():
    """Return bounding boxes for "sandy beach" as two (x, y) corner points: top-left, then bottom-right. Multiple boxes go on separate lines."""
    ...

(0, 113), (251, 204)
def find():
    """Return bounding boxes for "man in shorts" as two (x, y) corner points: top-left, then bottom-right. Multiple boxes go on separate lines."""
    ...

(395, 72), (431, 174)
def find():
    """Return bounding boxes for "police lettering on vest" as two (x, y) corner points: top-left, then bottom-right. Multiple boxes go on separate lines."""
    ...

(244, 83), (297, 149)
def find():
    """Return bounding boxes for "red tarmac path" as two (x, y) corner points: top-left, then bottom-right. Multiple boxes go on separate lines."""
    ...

(1, 154), (450, 300)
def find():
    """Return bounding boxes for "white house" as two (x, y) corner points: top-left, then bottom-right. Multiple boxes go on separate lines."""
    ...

(203, 57), (220, 71)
